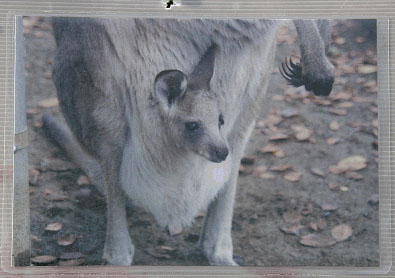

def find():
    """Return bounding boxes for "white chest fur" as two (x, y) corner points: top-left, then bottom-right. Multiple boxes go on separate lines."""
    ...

(120, 136), (232, 230)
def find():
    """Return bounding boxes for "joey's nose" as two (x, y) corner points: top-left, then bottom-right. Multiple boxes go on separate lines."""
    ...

(215, 147), (229, 162)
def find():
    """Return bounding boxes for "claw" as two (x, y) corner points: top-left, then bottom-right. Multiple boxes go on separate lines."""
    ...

(279, 56), (304, 87)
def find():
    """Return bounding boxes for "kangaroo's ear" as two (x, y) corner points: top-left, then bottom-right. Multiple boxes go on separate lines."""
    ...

(154, 70), (188, 108)
(188, 44), (218, 91)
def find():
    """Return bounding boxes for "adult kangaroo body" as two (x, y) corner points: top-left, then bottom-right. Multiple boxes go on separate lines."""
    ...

(47, 17), (334, 266)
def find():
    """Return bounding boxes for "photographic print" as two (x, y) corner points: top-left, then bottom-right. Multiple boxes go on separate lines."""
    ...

(22, 17), (378, 267)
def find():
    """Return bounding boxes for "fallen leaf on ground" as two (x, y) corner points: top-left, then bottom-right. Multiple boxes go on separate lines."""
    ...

(299, 233), (337, 248)
(274, 149), (286, 158)
(345, 172), (364, 180)
(357, 64), (377, 74)
(283, 211), (303, 224)
(291, 125), (312, 141)
(328, 108), (347, 116)
(329, 155), (367, 174)
(334, 37), (346, 45)
(355, 36), (367, 43)
(38, 97), (59, 108)
(57, 234), (77, 246)
(239, 165), (253, 175)
(261, 144), (280, 153)
(284, 171), (301, 182)
(310, 168), (325, 177)
(253, 165), (267, 176)
(328, 183), (339, 190)
(326, 137), (340, 145)
(160, 245), (175, 252)
(31, 255), (57, 265)
(368, 194), (379, 205)
(329, 90), (352, 101)
(331, 224), (352, 241)
(339, 186), (349, 192)
(309, 222), (318, 231)
(269, 133), (289, 141)
(271, 164), (295, 172)
(45, 222), (63, 232)
(320, 202), (339, 211)
(329, 121), (340, 131)
(260, 173), (275, 179)
(353, 96), (372, 103)
(26, 108), (39, 116)
(336, 101), (354, 109)
(281, 108), (299, 118)
(77, 175), (90, 186)
(31, 235), (42, 242)
(280, 224), (304, 236)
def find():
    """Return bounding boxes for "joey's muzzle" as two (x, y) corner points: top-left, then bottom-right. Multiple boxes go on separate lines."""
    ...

(208, 144), (229, 163)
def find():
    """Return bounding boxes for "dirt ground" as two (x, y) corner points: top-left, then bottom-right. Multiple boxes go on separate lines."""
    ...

(24, 18), (379, 267)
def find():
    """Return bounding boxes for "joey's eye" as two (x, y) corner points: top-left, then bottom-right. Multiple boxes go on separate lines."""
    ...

(219, 114), (224, 127)
(185, 121), (200, 133)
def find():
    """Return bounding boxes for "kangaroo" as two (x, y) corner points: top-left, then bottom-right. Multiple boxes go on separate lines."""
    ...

(43, 17), (334, 266)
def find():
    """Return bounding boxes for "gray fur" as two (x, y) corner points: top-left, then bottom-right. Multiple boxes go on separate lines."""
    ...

(48, 18), (334, 266)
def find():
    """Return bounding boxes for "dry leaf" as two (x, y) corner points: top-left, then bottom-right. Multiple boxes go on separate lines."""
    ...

(280, 224), (304, 236)
(260, 173), (275, 179)
(320, 202), (338, 211)
(31, 235), (42, 242)
(291, 125), (312, 141)
(269, 133), (289, 141)
(26, 108), (39, 116)
(45, 222), (63, 232)
(239, 165), (253, 175)
(328, 108), (347, 116)
(77, 175), (90, 186)
(329, 121), (340, 131)
(271, 164), (295, 172)
(38, 97), (59, 108)
(284, 171), (301, 182)
(281, 108), (299, 118)
(334, 37), (346, 45)
(336, 101), (354, 109)
(31, 255), (57, 265)
(310, 168), (325, 177)
(355, 36), (367, 43)
(345, 172), (364, 180)
(340, 186), (349, 192)
(253, 165), (267, 176)
(328, 183), (339, 190)
(299, 233), (337, 248)
(274, 149), (286, 158)
(353, 96), (372, 103)
(331, 155), (367, 174)
(331, 224), (352, 241)
(326, 137), (340, 145)
(329, 91), (352, 101)
(357, 64), (377, 74)
(309, 222), (318, 231)
(261, 144), (280, 153)
(57, 234), (77, 246)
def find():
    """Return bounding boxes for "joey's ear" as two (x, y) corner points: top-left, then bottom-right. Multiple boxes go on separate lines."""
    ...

(154, 70), (188, 108)
(189, 44), (218, 91)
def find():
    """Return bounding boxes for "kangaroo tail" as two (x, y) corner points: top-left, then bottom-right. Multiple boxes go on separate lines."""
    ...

(42, 113), (106, 196)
